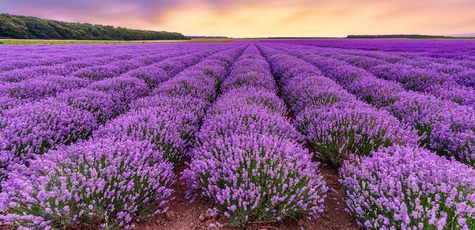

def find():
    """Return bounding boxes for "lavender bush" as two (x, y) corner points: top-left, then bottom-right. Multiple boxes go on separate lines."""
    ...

(199, 104), (304, 144)
(0, 138), (175, 230)
(370, 64), (475, 107)
(455, 70), (475, 88)
(183, 134), (327, 227)
(206, 86), (288, 116)
(0, 75), (90, 101)
(0, 99), (97, 178)
(126, 51), (218, 89)
(340, 145), (475, 229)
(130, 94), (210, 119)
(153, 74), (218, 102)
(86, 76), (150, 110)
(0, 96), (19, 114)
(283, 75), (358, 113)
(297, 103), (421, 165)
(125, 66), (169, 89)
(0, 65), (67, 82)
(94, 106), (201, 163)
(73, 65), (122, 81)
(56, 89), (122, 124)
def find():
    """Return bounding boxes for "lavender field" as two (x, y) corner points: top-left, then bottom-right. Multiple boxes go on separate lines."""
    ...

(0, 40), (475, 230)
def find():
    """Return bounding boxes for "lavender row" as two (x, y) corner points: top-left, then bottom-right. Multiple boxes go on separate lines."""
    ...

(183, 44), (328, 227)
(0, 45), (231, 179)
(0, 49), (85, 73)
(0, 45), (148, 75)
(371, 48), (475, 89)
(262, 42), (475, 229)
(331, 49), (475, 104)
(1, 137), (175, 230)
(59, 48), (222, 122)
(301, 46), (475, 103)
(340, 144), (475, 229)
(0, 44), (213, 83)
(266, 39), (475, 59)
(256, 44), (420, 166)
(0, 46), (223, 113)
(0, 44), (247, 229)
(95, 45), (246, 163)
(71, 46), (217, 82)
(312, 44), (475, 89)
(63, 44), (230, 122)
(371, 63), (475, 105)
(314, 45), (475, 72)
(0, 75), (90, 110)
(151, 49), (240, 102)
(0, 45), (201, 109)
(264, 43), (475, 166)
(0, 43), (200, 74)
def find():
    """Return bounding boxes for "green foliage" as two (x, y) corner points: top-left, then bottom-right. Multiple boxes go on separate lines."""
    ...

(0, 14), (189, 40)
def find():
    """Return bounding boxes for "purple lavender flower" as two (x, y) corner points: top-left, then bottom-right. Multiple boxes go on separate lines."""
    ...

(0, 75), (90, 101)
(297, 104), (421, 166)
(0, 138), (175, 230)
(259, 43), (475, 166)
(341, 145), (475, 229)
(56, 89), (123, 124)
(183, 134), (327, 227)
(73, 65), (122, 81)
(94, 106), (200, 163)
(87, 76), (150, 110)
(184, 44), (328, 227)
(0, 99), (97, 177)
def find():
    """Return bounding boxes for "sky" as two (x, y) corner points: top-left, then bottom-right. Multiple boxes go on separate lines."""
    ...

(1, 0), (475, 37)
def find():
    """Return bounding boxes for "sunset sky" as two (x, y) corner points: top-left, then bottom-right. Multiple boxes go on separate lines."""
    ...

(1, 0), (475, 37)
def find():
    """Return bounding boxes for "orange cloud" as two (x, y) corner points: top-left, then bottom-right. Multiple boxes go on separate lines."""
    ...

(147, 0), (475, 37)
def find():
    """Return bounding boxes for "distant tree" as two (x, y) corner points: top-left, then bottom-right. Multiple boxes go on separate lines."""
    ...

(0, 14), (28, 38)
(347, 34), (447, 38)
(0, 14), (189, 40)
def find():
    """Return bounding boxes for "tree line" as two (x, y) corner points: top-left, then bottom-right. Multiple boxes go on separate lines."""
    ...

(347, 34), (448, 38)
(0, 14), (189, 40)
(188, 36), (229, 39)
